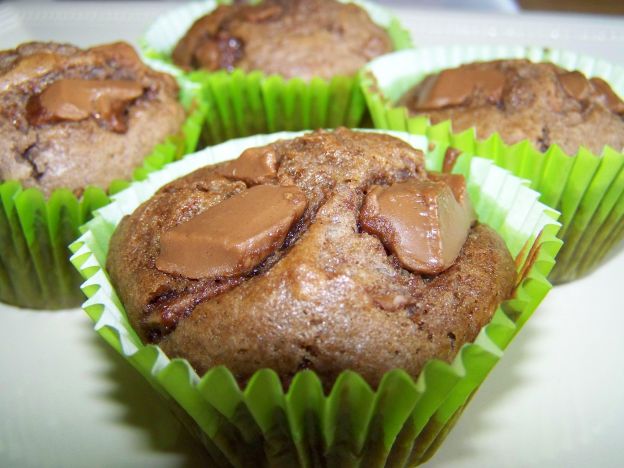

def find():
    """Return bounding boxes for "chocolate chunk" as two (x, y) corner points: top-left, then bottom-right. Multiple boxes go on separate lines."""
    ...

(194, 40), (221, 71)
(217, 146), (279, 185)
(415, 67), (505, 110)
(442, 147), (462, 173)
(26, 78), (144, 132)
(359, 177), (475, 275)
(184, 33), (243, 72)
(156, 184), (308, 279)
(558, 71), (591, 101)
(171, 5), (235, 69)
(426, 172), (469, 204)
(0, 52), (61, 93)
(590, 77), (624, 115)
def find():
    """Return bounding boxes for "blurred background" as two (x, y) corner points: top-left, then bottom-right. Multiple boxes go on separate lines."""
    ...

(1, 0), (623, 15)
(385, 0), (623, 15)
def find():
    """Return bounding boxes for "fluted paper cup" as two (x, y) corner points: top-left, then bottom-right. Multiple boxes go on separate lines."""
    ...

(70, 130), (561, 465)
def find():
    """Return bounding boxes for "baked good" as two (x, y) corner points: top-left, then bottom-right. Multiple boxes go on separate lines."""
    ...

(172, 0), (393, 80)
(0, 41), (186, 196)
(399, 59), (624, 154)
(107, 128), (516, 387)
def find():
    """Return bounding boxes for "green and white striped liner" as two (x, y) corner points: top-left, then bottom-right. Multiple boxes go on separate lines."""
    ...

(70, 129), (561, 466)
(140, 0), (413, 144)
(361, 45), (624, 283)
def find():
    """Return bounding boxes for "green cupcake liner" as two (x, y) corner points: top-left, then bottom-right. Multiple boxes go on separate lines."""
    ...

(69, 130), (561, 466)
(140, 0), (413, 144)
(0, 104), (206, 310)
(360, 45), (624, 284)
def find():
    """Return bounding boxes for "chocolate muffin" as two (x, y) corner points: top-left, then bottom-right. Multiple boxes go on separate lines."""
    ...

(107, 128), (516, 388)
(0, 41), (186, 196)
(172, 0), (393, 80)
(399, 59), (624, 155)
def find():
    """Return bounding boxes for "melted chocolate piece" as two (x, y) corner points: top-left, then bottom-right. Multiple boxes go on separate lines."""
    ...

(189, 34), (244, 71)
(193, 41), (220, 71)
(590, 77), (624, 115)
(426, 172), (469, 203)
(156, 184), (308, 279)
(0, 52), (62, 93)
(359, 176), (475, 275)
(172, 4), (246, 71)
(442, 147), (462, 173)
(414, 67), (505, 110)
(26, 78), (143, 133)
(558, 71), (591, 101)
(217, 146), (279, 185)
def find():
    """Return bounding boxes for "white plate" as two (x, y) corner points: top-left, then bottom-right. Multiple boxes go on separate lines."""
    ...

(1, 2), (623, 467)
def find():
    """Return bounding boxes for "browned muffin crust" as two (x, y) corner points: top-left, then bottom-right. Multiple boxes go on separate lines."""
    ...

(0, 41), (186, 195)
(173, 0), (393, 80)
(399, 59), (624, 155)
(107, 128), (516, 388)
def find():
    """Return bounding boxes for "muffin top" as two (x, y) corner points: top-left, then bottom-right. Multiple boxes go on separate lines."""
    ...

(0, 41), (186, 196)
(399, 59), (624, 155)
(107, 128), (516, 388)
(172, 0), (393, 80)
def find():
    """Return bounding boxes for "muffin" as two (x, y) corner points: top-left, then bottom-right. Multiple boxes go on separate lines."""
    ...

(360, 46), (624, 283)
(173, 0), (393, 80)
(142, 0), (412, 143)
(72, 129), (560, 466)
(0, 41), (202, 309)
(398, 59), (624, 155)
(0, 41), (186, 196)
(106, 128), (516, 387)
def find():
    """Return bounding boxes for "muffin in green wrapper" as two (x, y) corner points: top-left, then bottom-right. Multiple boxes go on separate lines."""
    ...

(360, 45), (624, 283)
(70, 129), (561, 466)
(140, 0), (412, 144)
(0, 40), (206, 309)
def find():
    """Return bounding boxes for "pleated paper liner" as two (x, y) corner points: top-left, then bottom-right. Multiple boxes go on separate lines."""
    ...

(360, 45), (624, 284)
(140, 0), (413, 145)
(69, 130), (561, 466)
(0, 105), (206, 310)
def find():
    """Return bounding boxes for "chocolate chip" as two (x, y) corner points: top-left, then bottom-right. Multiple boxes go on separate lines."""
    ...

(537, 126), (551, 152)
